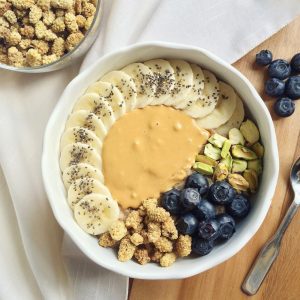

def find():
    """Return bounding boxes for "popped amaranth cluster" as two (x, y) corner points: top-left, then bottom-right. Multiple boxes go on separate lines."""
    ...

(0, 0), (97, 67)
(98, 198), (192, 267)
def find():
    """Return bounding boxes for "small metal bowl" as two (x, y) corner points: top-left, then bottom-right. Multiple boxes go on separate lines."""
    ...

(0, 1), (103, 73)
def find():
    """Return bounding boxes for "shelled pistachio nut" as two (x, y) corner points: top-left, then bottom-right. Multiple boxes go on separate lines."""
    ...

(220, 155), (233, 172)
(229, 128), (245, 145)
(208, 133), (227, 148)
(195, 154), (218, 167)
(213, 163), (229, 181)
(221, 140), (232, 159)
(193, 162), (214, 175)
(251, 142), (264, 158)
(228, 173), (249, 192)
(204, 143), (221, 160)
(232, 159), (247, 173)
(240, 119), (260, 145)
(243, 169), (258, 193)
(231, 145), (257, 160)
(247, 159), (263, 175)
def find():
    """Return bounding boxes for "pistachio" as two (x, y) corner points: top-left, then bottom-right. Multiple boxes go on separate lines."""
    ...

(243, 169), (258, 193)
(240, 119), (260, 145)
(251, 142), (264, 158)
(195, 154), (218, 167)
(193, 162), (214, 175)
(220, 154), (233, 172)
(228, 173), (249, 192)
(232, 159), (247, 173)
(204, 143), (221, 160)
(229, 128), (245, 145)
(208, 133), (227, 148)
(213, 163), (229, 181)
(221, 140), (232, 159)
(231, 145), (257, 160)
(247, 159), (263, 175)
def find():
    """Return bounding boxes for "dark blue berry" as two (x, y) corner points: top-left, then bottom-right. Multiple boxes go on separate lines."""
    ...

(268, 59), (291, 80)
(192, 237), (214, 256)
(180, 188), (200, 211)
(264, 78), (285, 97)
(255, 50), (273, 66)
(198, 219), (220, 241)
(161, 188), (181, 214)
(290, 53), (300, 73)
(176, 213), (199, 235)
(209, 181), (236, 205)
(193, 199), (216, 221)
(185, 173), (209, 195)
(217, 214), (236, 240)
(226, 195), (250, 219)
(274, 97), (295, 118)
(285, 76), (300, 100)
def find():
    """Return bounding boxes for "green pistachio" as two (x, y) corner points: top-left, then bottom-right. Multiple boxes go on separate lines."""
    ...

(193, 162), (214, 175)
(240, 119), (260, 145)
(204, 143), (221, 160)
(208, 133), (227, 148)
(243, 169), (258, 193)
(213, 163), (229, 181)
(228, 173), (249, 192)
(232, 159), (247, 173)
(229, 128), (245, 145)
(221, 140), (232, 159)
(195, 154), (218, 167)
(231, 145), (257, 160)
(247, 159), (263, 175)
(251, 142), (264, 158)
(220, 154), (233, 172)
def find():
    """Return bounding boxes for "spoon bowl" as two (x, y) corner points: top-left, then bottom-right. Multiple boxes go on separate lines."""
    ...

(290, 157), (300, 202)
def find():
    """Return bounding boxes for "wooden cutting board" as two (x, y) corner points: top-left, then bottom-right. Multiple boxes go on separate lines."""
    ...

(129, 16), (300, 300)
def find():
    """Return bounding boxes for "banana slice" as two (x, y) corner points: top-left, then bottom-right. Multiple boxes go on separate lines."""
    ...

(184, 69), (220, 118)
(196, 81), (237, 129)
(164, 59), (193, 107)
(144, 59), (176, 105)
(179, 63), (205, 110)
(73, 93), (115, 130)
(65, 110), (107, 141)
(60, 126), (102, 153)
(101, 71), (137, 111)
(122, 63), (156, 108)
(62, 163), (104, 189)
(74, 193), (120, 235)
(68, 177), (111, 209)
(85, 81), (126, 119)
(60, 142), (101, 171)
(215, 96), (245, 136)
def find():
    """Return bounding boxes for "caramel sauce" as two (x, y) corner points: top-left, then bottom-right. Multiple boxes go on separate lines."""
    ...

(102, 106), (209, 209)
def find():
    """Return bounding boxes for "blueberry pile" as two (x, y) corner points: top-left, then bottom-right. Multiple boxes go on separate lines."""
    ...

(161, 173), (250, 256)
(255, 49), (300, 118)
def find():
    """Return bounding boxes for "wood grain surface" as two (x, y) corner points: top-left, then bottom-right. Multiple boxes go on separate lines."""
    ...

(129, 16), (300, 300)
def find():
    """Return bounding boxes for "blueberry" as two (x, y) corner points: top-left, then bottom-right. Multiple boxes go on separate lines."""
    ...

(198, 219), (220, 241)
(161, 188), (181, 214)
(274, 97), (295, 118)
(291, 53), (300, 73)
(208, 181), (236, 205)
(176, 213), (199, 235)
(217, 214), (236, 240)
(192, 237), (214, 256)
(180, 188), (200, 211)
(268, 59), (291, 79)
(255, 50), (273, 66)
(185, 173), (209, 195)
(226, 195), (250, 219)
(264, 78), (285, 97)
(193, 199), (216, 221)
(285, 76), (300, 100)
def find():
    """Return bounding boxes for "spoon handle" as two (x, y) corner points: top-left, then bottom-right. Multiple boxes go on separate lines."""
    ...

(242, 200), (299, 295)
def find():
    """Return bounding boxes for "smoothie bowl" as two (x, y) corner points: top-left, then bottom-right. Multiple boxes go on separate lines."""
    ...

(42, 42), (279, 279)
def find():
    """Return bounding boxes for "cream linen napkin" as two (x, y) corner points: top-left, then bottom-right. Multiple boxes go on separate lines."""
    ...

(1, 0), (300, 299)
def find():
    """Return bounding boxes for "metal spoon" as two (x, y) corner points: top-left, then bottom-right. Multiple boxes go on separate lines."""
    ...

(242, 157), (300, 295)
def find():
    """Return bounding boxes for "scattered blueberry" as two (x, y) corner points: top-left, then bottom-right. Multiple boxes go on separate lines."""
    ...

(264, 78), (285, 97)
(285, 76), (300, 100)
(290, 53), (300, 73)
(255, 50), (273, 66)
(226, 195), (250, 219)
(198, 219), (220, 241)
(192, 238), (214, 256)
(274, 97), (295, 117)
(209, 181), (236, 205)
(268, 59), (291, 80)
(217, 214), (236, 240)
(193, 199), (216, 221)
(161, 188), (181, 215)
(185, 173), (209, 195)
(180, 188), (201, 211)
(176, 213), (199, 235)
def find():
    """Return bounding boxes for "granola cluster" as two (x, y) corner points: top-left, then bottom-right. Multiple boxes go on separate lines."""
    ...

(98, 198), (192, 267)
(0, 0), (97, 67)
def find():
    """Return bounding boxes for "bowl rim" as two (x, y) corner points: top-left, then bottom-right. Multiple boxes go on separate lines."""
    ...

(42, 41), (279, 279)
(0, 0), (102, 73)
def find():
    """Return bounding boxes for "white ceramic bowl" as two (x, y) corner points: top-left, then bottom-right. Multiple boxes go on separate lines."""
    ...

(42, 42), (279, 279)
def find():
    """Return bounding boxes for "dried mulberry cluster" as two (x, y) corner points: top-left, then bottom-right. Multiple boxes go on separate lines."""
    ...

(99, 198), (192, 267)
(0, 0), (97, 67)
